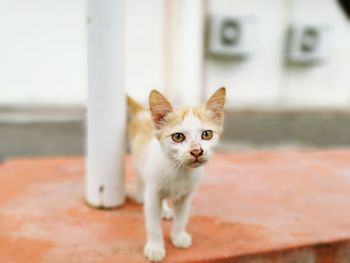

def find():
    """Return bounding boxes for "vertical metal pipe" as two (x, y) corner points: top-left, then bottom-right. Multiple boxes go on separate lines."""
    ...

(86, 0), (126, 208)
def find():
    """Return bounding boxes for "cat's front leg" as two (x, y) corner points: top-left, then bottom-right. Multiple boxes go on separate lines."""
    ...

(171, 195), (192, 249)
(143, 188), (165, 262)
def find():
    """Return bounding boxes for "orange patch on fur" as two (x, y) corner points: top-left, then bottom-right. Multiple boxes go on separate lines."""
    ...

(127, 96), (154, 153)
(128, 114), (153, 153)
(165, 106), (211, 127)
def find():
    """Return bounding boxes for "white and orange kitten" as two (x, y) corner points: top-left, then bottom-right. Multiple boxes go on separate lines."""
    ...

(127, 87), (226, 262)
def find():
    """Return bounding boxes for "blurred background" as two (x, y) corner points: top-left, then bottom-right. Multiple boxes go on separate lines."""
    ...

(1, 0), (350, 161)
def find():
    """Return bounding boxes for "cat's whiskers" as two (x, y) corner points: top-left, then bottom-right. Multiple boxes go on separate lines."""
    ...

(168, 158), (183, 174)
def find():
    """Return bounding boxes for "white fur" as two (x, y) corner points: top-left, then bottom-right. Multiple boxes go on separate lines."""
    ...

(134, 113), (219, 262)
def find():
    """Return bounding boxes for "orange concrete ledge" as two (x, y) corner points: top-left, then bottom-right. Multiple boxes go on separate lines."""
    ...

(1, 150), (350, 262)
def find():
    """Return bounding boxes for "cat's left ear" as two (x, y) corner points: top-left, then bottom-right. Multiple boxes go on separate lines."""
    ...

(149, 90), (173, 129)
(205, 87), (226, 125)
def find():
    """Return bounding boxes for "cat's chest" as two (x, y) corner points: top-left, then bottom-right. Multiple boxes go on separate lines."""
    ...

(159, 170), (201, 200)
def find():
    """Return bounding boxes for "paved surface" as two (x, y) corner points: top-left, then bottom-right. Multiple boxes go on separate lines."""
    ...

(1, 151), (350, 262)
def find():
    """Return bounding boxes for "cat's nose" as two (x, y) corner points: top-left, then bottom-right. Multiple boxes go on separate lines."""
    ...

(190, 148), (203, 158)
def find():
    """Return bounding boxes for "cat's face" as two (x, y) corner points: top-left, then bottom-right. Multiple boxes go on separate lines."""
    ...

(149, 88), (225, 169)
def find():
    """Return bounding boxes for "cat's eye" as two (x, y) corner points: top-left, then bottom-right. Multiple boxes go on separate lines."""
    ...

(201, 130), (213, 140)
(171, 133), (185, 143)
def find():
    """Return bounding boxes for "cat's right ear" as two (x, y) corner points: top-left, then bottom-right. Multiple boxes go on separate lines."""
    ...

(149, 90), (173, 129)
(205, 87), (226, 125)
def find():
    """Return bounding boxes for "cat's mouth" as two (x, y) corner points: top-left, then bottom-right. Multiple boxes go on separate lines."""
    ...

(188, 158), (207, 168)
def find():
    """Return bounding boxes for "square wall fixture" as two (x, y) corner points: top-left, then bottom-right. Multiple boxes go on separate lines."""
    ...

(208, 15), (255, 59)
(286, 24), (331, 65)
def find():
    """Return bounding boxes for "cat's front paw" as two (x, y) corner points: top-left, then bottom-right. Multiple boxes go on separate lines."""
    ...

(171, 232), (192, 249)
(144, 243), (166, 262)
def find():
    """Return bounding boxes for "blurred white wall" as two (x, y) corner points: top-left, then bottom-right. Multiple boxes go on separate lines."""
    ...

(124, 0), (166, 104)
(206, 0), (287, 108)
(0, 0), (349, 109)
(0, 0), (87, 106)
(283, 0), (350, 108)
(206, 0), (350, 108)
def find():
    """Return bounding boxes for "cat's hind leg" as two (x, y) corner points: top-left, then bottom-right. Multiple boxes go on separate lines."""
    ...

(126, 174), (144, 205)
(161, 199), (173, 220)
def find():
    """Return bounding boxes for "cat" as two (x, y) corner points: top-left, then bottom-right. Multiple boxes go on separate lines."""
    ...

(127, 87), (226, 262)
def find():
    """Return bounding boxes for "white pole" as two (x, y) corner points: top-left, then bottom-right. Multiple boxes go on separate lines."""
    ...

(86, 0), (126, 208)
(168, 0), (205, 105)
